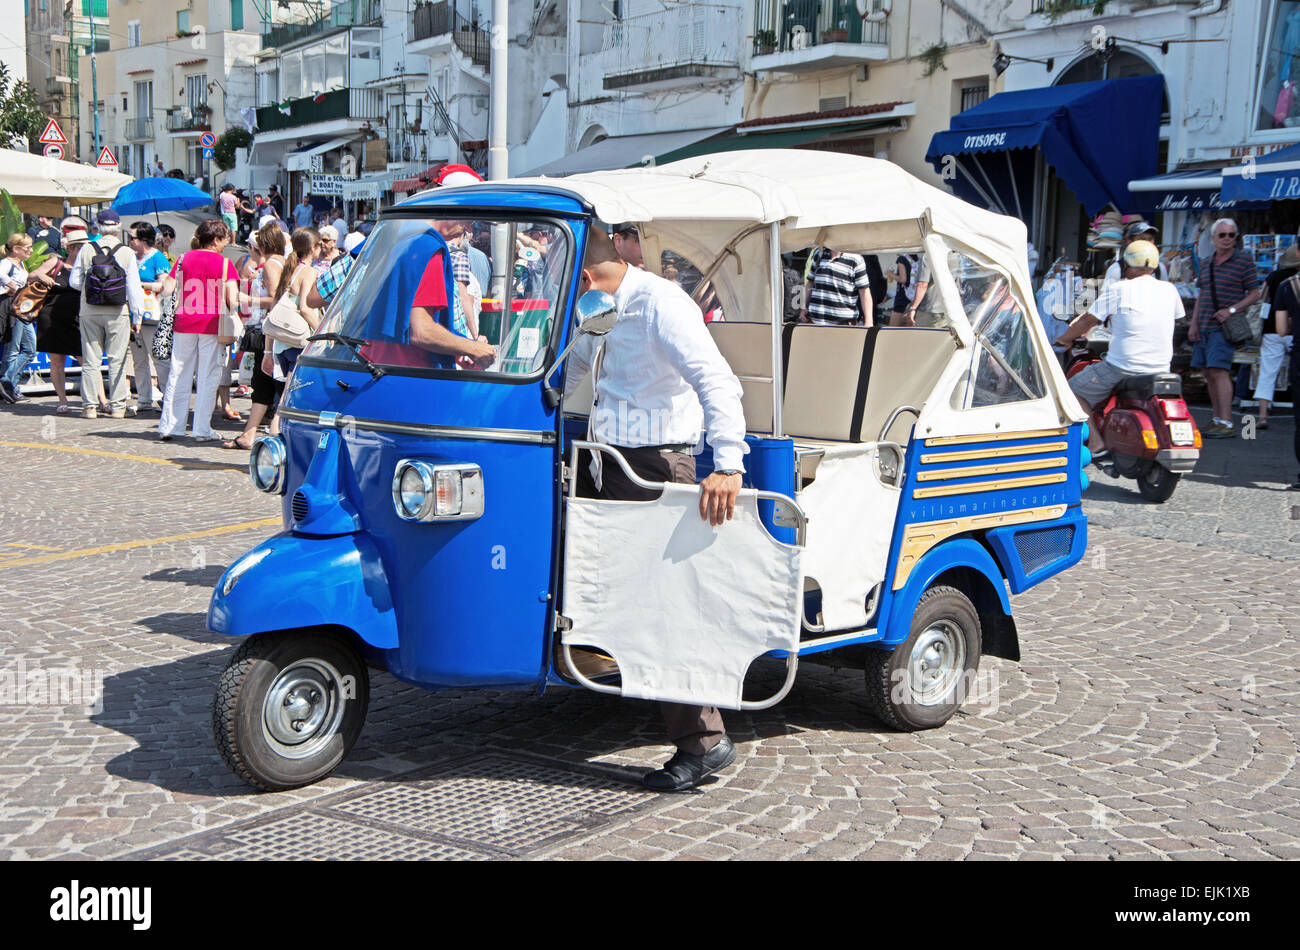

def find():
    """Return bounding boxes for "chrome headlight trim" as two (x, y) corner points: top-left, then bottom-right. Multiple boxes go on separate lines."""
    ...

(250, 435), (287, 495)
(392, 459), (437, 522)
(391, 459), (484, 522)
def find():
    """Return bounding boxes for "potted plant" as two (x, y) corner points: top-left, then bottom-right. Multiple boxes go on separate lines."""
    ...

(755, 29), (776, 55)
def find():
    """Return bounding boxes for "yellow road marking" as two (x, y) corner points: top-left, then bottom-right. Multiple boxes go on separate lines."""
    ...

(0, 441), (246, 472)
(0, 517), (281, 569)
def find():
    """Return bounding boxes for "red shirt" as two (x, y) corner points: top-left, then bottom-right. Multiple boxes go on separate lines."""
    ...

(170, 250), (235, 335)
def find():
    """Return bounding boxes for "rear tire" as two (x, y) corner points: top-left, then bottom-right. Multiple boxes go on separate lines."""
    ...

(1136, 463), (1180, 503)
(213, 630), (369, 791)
(864, 585), (981, 731)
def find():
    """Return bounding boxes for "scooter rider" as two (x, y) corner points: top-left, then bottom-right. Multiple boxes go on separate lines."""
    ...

(563, 227), (747, 792)
(1054, 241), (1184, 466)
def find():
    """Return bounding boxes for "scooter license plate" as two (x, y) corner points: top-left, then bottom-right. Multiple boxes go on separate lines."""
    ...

(1169, 422), (1194, 444)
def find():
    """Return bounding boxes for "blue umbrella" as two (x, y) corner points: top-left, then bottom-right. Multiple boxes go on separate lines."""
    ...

(111, 177), (213, 222)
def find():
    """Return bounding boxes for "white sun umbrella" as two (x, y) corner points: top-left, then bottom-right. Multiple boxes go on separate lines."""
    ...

(0, 147), (134, 215)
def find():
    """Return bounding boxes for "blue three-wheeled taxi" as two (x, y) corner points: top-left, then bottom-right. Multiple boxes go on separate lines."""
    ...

(209, 151), (1089, 790)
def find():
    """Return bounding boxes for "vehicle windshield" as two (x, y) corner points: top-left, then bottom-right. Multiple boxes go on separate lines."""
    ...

(302, 214), (571, 378)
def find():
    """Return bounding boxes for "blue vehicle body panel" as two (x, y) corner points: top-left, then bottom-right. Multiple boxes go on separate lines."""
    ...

(208, 213), (594, 691)
(872, 422), (1088, 647)
(208, 532), (400, 649)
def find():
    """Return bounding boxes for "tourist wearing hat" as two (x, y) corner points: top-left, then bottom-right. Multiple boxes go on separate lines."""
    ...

(35, 228), (90, 413)
(1055, 241), (1185, 465)
(1101, 221), (1167, 293)
(67, 210), (146, 419)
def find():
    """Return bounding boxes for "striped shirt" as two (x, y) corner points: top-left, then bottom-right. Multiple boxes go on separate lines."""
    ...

(806, 252), (871, 324)
(1194, 248), (1260, 333)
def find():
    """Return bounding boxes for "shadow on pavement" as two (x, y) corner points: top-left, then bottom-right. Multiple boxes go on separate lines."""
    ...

(143, 566), (226, 588)
(93, 644), (887, 799)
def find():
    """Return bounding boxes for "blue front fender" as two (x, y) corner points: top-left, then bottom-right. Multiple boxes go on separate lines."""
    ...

(877, 538), (1011, 646)
(208, 532), (399, 649)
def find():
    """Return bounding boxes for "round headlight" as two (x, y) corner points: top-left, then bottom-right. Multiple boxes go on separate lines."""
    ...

(392, 460), (435, 521)
(249, 437), (286, 494)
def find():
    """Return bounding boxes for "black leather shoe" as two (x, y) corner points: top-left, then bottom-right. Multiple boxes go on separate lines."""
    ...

(642, 736), (736, 792)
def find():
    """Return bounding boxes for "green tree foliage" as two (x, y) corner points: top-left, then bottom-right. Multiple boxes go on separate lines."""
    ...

(214, 127), (253, 171)
(0, 64), (47, 152)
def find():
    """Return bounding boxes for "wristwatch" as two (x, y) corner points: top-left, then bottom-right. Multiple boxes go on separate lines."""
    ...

(1228, 306), (1237, 315)
(715, 469), (742, 476)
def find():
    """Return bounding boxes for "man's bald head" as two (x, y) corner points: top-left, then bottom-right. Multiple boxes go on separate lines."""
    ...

(580, 227), (629, 294)
(584, 227), (622, 269)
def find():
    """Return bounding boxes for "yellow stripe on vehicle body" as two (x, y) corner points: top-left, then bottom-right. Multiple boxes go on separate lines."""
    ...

(917, 457), (1069, 482)
(893, 504), (1068, 590)
(922, 427), (1068, 447)
(911, 472), (1068, 499)
(919, 441), (1068, 464)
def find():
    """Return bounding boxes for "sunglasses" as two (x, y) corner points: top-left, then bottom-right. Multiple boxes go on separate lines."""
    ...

(1216, 232), (1237, 238)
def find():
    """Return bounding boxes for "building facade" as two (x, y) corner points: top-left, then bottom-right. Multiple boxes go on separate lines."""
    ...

(76, 0), (262, 183)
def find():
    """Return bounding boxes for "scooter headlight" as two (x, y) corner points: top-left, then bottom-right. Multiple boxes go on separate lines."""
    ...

(392, 460), (484, 522)
(250, 436), (287, 494)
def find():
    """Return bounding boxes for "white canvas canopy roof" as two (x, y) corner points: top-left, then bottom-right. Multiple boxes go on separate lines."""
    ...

(416, 149), (1084, 435)
(0, 148), (133, 216)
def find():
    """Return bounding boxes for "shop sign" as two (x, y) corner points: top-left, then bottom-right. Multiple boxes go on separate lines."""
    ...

(309, 174), (349, 196)
(343, 180), (383, 201)
(1153, 192), (1242, 212)
(962, 132), (1008, 149)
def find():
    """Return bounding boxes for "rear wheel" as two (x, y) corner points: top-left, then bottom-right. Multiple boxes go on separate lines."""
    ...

(1136, 462), (1180, 502)
(213, 630), (369, 791)
(864, 585), (981, 731)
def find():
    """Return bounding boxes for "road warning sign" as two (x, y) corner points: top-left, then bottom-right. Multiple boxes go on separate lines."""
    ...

(43, 143), (64, 160)
(39, 119), (68, 145)
(96, 146), (118, 169)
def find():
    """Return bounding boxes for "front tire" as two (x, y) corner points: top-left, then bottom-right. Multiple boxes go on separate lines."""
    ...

(213, 630), (369, 791)
(864, 585), (981, 731)
(1136, 462), (1180, 502)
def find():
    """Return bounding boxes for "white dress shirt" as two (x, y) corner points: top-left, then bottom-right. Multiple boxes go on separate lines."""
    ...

(68, 238), (145, 324)
(564, 265), (749, 473)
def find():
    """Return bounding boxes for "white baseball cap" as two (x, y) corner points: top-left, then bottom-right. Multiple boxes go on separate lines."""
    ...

(342, 232), (366, 254)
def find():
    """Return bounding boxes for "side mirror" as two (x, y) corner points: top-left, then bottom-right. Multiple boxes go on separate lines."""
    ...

(542, 290), (618, 411)
(575, 290), (617, 336)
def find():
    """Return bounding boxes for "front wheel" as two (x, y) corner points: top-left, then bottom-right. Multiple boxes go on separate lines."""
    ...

(213, 630), (370, 791)
(864, 585), (981, 731)
(1136, 462), (1180, 503)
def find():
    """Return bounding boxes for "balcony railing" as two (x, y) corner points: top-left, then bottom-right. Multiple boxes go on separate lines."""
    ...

(411, 2), (491, 68)
(123, 116), (154, 140)
(45, 76), (69, 97)
(255, 87), (383, 133)
(262, 0), (382, 49)
(1030, 0), (1097, 12)
(753, 0), (888, 55)
(590, 4), (742, 92)
(166, 106), (212, 132)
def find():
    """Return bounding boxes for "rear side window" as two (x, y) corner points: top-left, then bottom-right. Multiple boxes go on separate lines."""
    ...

(948, 254), (1046, 409)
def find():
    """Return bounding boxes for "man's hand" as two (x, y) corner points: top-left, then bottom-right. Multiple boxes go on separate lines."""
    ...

(456, 335), (496, 370)
(698, 471), (742, 527)
(1213, 308), (1231, 324)
(1187, 320), (1200, 343)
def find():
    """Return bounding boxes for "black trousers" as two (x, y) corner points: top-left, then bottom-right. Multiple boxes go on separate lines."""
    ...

(574, 445), (726, 756)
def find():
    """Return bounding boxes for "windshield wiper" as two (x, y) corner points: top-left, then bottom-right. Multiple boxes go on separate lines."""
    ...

(309, 333), (386, 379)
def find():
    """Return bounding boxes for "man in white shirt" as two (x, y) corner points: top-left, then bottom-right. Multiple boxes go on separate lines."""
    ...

(1055, 241), (1183, 463)
(563, 228), (747, 792)
(68, 210), (145, 419)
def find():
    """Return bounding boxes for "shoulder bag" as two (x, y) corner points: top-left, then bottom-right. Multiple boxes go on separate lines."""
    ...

(1210, 258), (1261, 347)
(152, 258), (179, 361)
(260, 266), (312, 349)
(10, 275), (54, 323)
(215, 258), (244, 345)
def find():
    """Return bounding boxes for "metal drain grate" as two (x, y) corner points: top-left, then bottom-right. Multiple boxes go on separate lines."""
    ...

(324, 755), (658, 853)
(130, 751), (664, 860)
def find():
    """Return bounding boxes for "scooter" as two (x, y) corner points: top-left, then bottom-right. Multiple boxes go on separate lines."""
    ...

(1062, 329), (1201, 502)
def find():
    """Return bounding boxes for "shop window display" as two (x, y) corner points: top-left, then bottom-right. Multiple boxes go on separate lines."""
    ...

(1256, 0), (1300, 131)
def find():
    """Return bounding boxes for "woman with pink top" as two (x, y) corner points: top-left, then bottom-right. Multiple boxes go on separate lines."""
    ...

(158, 218), (239, 442)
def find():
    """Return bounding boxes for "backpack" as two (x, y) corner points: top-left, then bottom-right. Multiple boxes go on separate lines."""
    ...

(84, 241), (128, 306)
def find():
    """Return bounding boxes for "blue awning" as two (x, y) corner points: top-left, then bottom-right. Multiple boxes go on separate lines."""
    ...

(926, 76), (1165, 217)
(1219, 141), (1300, 202)
(1127, 167), (1269, 213)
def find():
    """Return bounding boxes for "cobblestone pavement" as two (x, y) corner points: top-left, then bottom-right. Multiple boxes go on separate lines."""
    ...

(1, 398), (1297, 860)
